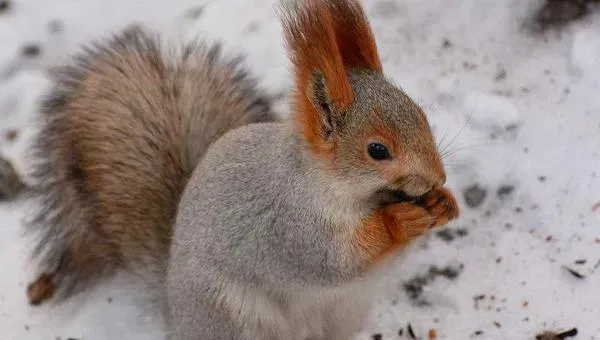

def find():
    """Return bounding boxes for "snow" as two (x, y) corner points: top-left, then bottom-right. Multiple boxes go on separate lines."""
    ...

(1, 0), (599, 339)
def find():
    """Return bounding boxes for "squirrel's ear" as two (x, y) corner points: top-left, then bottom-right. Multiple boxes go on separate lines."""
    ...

(279, 0), (382, 155)
(279, 0), (353, 154)
(307, 72), (337, 140)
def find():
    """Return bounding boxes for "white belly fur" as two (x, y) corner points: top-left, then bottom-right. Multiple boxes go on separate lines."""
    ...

(218, 279), (377, 340)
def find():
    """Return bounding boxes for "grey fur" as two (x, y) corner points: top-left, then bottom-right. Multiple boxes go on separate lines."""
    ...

(167, 122), (375, 340)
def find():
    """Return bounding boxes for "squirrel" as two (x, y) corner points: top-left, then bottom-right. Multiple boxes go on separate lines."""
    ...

(25, 0), (459, 339)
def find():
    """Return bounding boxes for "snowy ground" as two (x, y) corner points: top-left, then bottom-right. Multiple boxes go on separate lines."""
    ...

(1, 0), (599, 339)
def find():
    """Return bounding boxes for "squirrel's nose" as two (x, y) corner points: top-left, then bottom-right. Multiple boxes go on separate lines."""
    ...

(434, 171), (447, 188)
(398, 173), (444, 197)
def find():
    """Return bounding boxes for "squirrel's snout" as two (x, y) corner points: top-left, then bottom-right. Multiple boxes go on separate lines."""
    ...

(399, 149), (446, 195)
(394, 171), (446, 198)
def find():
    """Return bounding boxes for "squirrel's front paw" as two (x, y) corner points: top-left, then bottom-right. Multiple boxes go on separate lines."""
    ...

(419, 187), (459, 227)
(383, 203), (435, 242)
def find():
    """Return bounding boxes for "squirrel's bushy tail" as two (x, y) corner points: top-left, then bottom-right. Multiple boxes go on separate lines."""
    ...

(25, 26), (274, 305)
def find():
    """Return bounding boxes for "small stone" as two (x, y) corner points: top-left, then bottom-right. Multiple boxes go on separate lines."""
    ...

(373, 0), (399, 18)
(456, 228), (469, 237)
(494, 69), (507, 81)
(371, 334), (383, 340)
(436, 228), (454, 242)
(497, 185), (515, 198)
(536, 0), (589, 27)
(535, 328), (578, 340)
(407, 323), (417, 339)
(246, 21), (260, 33)
(185, 6), (204, 19)
(0, 0), (10, 13)
(21, 44), (42, 58)
(5, 129), (18, 141)
(442, 39), (452, 48)
(563, 266), (585, 279)
(463, 184), (487, 208)
(47, 19), (64, 34)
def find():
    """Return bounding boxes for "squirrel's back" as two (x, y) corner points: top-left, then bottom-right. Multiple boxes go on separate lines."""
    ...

(25, 26), (275, 305)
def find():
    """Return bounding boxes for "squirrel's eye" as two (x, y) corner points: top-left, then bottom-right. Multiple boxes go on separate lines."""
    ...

(367, 143), (391, 160)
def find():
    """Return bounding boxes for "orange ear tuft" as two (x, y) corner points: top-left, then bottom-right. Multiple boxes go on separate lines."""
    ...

(329, 0), (383, 72)
(279, 0), (382, 156)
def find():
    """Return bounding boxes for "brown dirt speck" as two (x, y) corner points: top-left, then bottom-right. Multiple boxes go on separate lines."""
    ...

(463, 184), (487, 208)
(5, 129), (18, 141)
(0, 0), (10, 13)
(497, 185), (515, 199)
(407, 323), (417, 339)
(494, 68), (507, 81)
(534, 0), (597, 28)
(21, 43), (42, 58)
(535, 328), (578, 339)
(403, 264), (464, 305)
(185, 6), (204, 19)
(47, 19), (64, 33)
(563, 266), (585, 279)
(436, 227), (469, 242)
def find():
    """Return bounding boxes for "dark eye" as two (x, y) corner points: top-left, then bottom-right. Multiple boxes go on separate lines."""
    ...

(367, 143), (391, 160)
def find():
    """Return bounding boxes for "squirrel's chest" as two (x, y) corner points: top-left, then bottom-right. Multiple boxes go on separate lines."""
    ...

(228, 280), (376, 340)
(281, 281), (376, 340)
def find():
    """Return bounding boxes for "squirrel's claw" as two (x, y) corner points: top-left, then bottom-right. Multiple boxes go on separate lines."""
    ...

(382, 187), (459, 243)
(420, 187), (460, 227)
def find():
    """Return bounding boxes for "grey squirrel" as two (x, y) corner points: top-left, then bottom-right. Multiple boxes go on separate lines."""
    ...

(25, 0), (460, 339)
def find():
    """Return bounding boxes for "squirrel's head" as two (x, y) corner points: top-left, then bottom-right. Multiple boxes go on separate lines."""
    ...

(280, 0), (445, 200)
